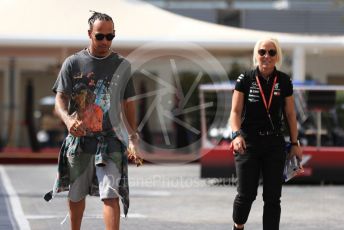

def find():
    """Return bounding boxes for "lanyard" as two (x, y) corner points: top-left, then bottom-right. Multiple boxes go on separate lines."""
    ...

(255, 75), (278, 129)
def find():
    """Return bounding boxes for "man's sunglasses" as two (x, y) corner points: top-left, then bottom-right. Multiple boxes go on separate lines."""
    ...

(258, 49), (277, 57)
(94, 33), (115, 41)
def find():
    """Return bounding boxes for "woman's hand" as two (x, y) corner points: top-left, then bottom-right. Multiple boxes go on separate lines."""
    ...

(290, 145), (303, 160)
(233, 136), (246, 155)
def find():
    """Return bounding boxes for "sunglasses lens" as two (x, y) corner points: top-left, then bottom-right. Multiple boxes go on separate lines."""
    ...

(95, 34), (105, 41)
(105, 34), (115, 41)
(268, 49), (277, 57)
(258, 49), (266, 56)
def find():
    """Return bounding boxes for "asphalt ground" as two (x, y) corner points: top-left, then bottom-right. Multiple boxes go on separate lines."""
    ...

(0, 164), (343, 230)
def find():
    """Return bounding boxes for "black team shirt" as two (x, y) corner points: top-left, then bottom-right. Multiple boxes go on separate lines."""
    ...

(234, 67), (293, 134)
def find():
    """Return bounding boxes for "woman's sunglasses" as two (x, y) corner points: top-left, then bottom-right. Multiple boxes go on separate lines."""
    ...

(94, 33), (115, 41)
(258, 49), (277, 57)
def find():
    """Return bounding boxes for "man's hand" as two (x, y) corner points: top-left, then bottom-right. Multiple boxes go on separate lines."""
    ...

(55, 92), (86, 137)
(127, 134), (143, 167)
(65, 115), (86, 137)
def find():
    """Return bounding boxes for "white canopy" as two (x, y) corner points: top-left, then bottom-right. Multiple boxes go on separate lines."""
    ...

(1, 0), (344, 50)
(1, 0), (343, 148)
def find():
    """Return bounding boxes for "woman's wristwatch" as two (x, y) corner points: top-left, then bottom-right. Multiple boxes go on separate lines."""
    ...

(290, 140), (300, 146)
(231, 130), (241, 140)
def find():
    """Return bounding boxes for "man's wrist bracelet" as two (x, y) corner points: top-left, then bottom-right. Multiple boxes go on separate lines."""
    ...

(128, 133), (139, 140)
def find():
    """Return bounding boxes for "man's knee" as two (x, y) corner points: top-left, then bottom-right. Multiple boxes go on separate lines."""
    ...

(103, 197), (119, 206)
(69, 198), (86, 207)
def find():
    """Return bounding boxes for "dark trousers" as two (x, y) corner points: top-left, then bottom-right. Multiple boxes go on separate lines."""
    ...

(232, 135), (286, 230)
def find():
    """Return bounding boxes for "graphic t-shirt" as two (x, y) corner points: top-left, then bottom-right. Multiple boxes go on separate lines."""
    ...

(52, 49), (135, 133)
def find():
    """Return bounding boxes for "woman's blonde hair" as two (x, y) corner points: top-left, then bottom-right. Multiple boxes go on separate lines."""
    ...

(252, 37), (283, 68)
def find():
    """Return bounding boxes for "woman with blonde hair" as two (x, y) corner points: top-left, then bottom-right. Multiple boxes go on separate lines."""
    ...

(230, 37), (302, 230)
